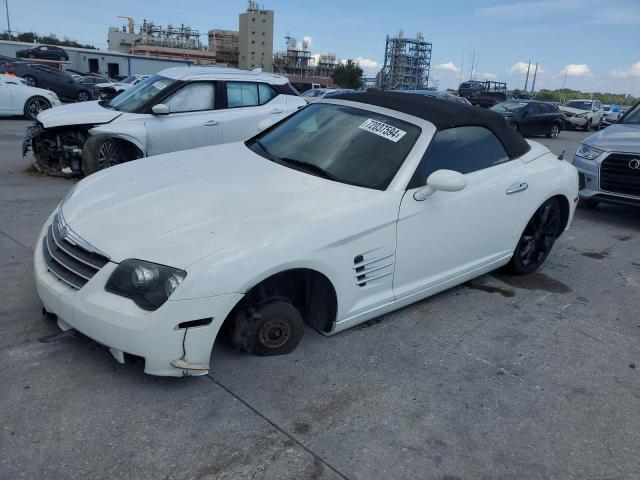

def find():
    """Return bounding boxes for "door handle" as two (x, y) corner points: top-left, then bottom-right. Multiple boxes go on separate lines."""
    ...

(203, 120), (220, 126)
(269, 108), (284, 114)
(506, 182), (528, 195)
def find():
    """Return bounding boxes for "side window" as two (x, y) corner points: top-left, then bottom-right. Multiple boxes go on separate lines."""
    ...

(164, 82), (215, 113)
(226, 82), (259, 108)
(594, 100), (601, 110)
(409, 126), (510, 189)
(258, 83), (276, 104)
(528, 103), (542, 114)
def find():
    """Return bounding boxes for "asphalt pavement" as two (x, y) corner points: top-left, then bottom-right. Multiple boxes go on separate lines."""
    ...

(1, 120), (639, 480)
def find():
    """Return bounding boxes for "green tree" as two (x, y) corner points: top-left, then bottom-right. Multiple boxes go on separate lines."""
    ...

(332, 60), (363, 89)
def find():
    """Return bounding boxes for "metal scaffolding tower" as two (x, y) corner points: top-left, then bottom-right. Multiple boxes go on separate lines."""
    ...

(381, 32), (432, 90)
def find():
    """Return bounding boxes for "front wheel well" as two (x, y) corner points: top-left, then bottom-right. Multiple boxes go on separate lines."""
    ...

(551, 194), (570, 237)
(223, 269), (338, 335)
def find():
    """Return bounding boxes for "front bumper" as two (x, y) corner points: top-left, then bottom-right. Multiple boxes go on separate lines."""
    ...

(572, 153), (640, 207)
(564, 115), (588, 127)
(34, 216), (243, 376)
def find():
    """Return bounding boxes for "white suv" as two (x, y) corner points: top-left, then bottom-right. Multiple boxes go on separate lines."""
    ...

(23, 67), (305, 176)
(559, 99), (604, 131)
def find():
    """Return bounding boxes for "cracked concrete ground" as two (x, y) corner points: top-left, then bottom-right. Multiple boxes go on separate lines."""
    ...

(1, 119), (639, 479)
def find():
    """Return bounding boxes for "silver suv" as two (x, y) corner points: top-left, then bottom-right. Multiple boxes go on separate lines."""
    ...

(572, 101), (640, 208)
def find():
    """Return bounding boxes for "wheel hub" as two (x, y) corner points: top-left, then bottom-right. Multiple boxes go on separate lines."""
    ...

(258, 318), (291, 349)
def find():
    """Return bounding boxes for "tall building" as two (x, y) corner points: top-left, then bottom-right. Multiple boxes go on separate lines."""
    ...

(208, 29), (239, 68)
(380, 32), (432, 90)
(239, 1), (274, 71)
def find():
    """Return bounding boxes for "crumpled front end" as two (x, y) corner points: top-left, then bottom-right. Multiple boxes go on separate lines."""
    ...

(23, 122), (89, 177)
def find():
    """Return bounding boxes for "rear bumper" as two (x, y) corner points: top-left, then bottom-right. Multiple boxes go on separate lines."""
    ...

(34, 216), (243, 376)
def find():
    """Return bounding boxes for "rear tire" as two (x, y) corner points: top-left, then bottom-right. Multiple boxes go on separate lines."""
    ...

(23, 75), (37, 87)
(507, 198), (561, 275)
(546, 123), (560, 139)
(76, 90), (90, 102)
(28, 53), (36, 59)
(82, 136), (122, 176)
(230, 299), (304, 356)
(23, 96), (51, 120)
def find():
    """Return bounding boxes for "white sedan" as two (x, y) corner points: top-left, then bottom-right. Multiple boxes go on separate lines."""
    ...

(34, 92), (578, 376)
(0, 74), (61, 119)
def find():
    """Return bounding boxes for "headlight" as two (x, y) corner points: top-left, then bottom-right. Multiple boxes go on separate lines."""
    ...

(576, 144), (604, 160)
(105, 259), (186, 311)
(576, 113), (587, 118)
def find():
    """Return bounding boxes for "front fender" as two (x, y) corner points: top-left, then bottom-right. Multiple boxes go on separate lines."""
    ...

(89, 123), (147, 156)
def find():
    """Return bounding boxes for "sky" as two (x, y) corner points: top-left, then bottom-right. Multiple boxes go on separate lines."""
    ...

(5, 0), (640, 95)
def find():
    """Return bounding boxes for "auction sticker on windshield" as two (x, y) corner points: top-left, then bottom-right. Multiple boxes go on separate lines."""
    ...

(359, 119), (407, 142)
(153, 80), (169, 90)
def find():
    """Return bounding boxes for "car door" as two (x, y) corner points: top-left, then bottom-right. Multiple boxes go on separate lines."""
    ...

(593, 100), (602, 124)
(221, 81), (289, 142)
(394, 126), (532, 299)
(521, 102), (544, 135)
(145, 81), (223, 156)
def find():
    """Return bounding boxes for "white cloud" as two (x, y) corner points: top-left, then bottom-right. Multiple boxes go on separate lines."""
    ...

(434, 61), (460, 73)
(561, 64), (592, 77)
(355, 57), (379, 69)
(506, 62), (544, 75)
(610, 61), (640, 78)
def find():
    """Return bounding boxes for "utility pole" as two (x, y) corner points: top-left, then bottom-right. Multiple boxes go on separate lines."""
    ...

(4, 0), (11, 38)
(523, 60), (531, 91)
(560, 69), (568, 104)
(469, 50), (475, 81)
(458, 52), (464, 86)
(530, 62), (538, 93)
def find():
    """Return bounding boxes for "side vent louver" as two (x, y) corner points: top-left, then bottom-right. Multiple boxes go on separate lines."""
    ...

(353, 248), (394, 288)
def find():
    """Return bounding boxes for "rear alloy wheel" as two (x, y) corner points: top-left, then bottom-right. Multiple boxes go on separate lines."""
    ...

(24, 96), (51, 120)
(77, 90), (90, 102)
(28, 53), (36, 59)
(547, 123), (560, 139)
(23, 75), (37, 87)
(82, 136), (122, 176)
(231, 300), (304, 356)
(508, 198), (561, 275)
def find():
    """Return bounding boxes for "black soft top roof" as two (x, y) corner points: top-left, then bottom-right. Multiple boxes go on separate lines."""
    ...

(332, 91), (531, 159)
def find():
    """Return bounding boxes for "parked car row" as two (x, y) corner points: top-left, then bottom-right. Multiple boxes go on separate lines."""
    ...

(0, 62), (96, 102)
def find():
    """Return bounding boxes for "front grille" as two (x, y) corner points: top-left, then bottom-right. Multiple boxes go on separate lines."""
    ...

(600, 153), (640, 197)
(42, 213), (109, 289)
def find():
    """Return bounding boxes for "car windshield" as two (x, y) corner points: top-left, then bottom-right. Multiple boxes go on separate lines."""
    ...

(107, 75), (178, 113)
(565, 101), (592, 111)
(121, 76), (139, 84)
(621, 103), (640, 125)
(247, 103), (421, 190)
(491, 102), (528, 113)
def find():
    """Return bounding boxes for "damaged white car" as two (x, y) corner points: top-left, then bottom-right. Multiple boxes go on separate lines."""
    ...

(23, 66), (305, 176)
(35, 92), (578, 376)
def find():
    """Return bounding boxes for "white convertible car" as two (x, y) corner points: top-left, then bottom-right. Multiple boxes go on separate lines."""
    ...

(0, 73), (61, 119)
(35, 92), (579, 376)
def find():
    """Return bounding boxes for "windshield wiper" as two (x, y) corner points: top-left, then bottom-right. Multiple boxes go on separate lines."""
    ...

(248, 139), (339, 181)
(276, 157), (340, 181)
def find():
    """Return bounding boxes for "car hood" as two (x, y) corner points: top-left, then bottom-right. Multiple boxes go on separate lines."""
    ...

(61, 142), (378, 268)
(559, 106), (588, 114)
(584, 123), (640, 153)
(37, 100), (122, 128)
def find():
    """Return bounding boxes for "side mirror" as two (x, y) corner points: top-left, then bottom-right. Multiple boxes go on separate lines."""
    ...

(152, 104), (170, 115)
(414, 169), (467, 201)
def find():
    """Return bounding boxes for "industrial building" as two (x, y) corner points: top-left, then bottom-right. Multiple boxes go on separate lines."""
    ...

(239, 1), (274, 71)
(273, 36), (337, 88)
(208, 29), (239, 68)
(0, 40), (192, 78)
(379, 32), (432, 90)
(107, 18), (216, 64)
